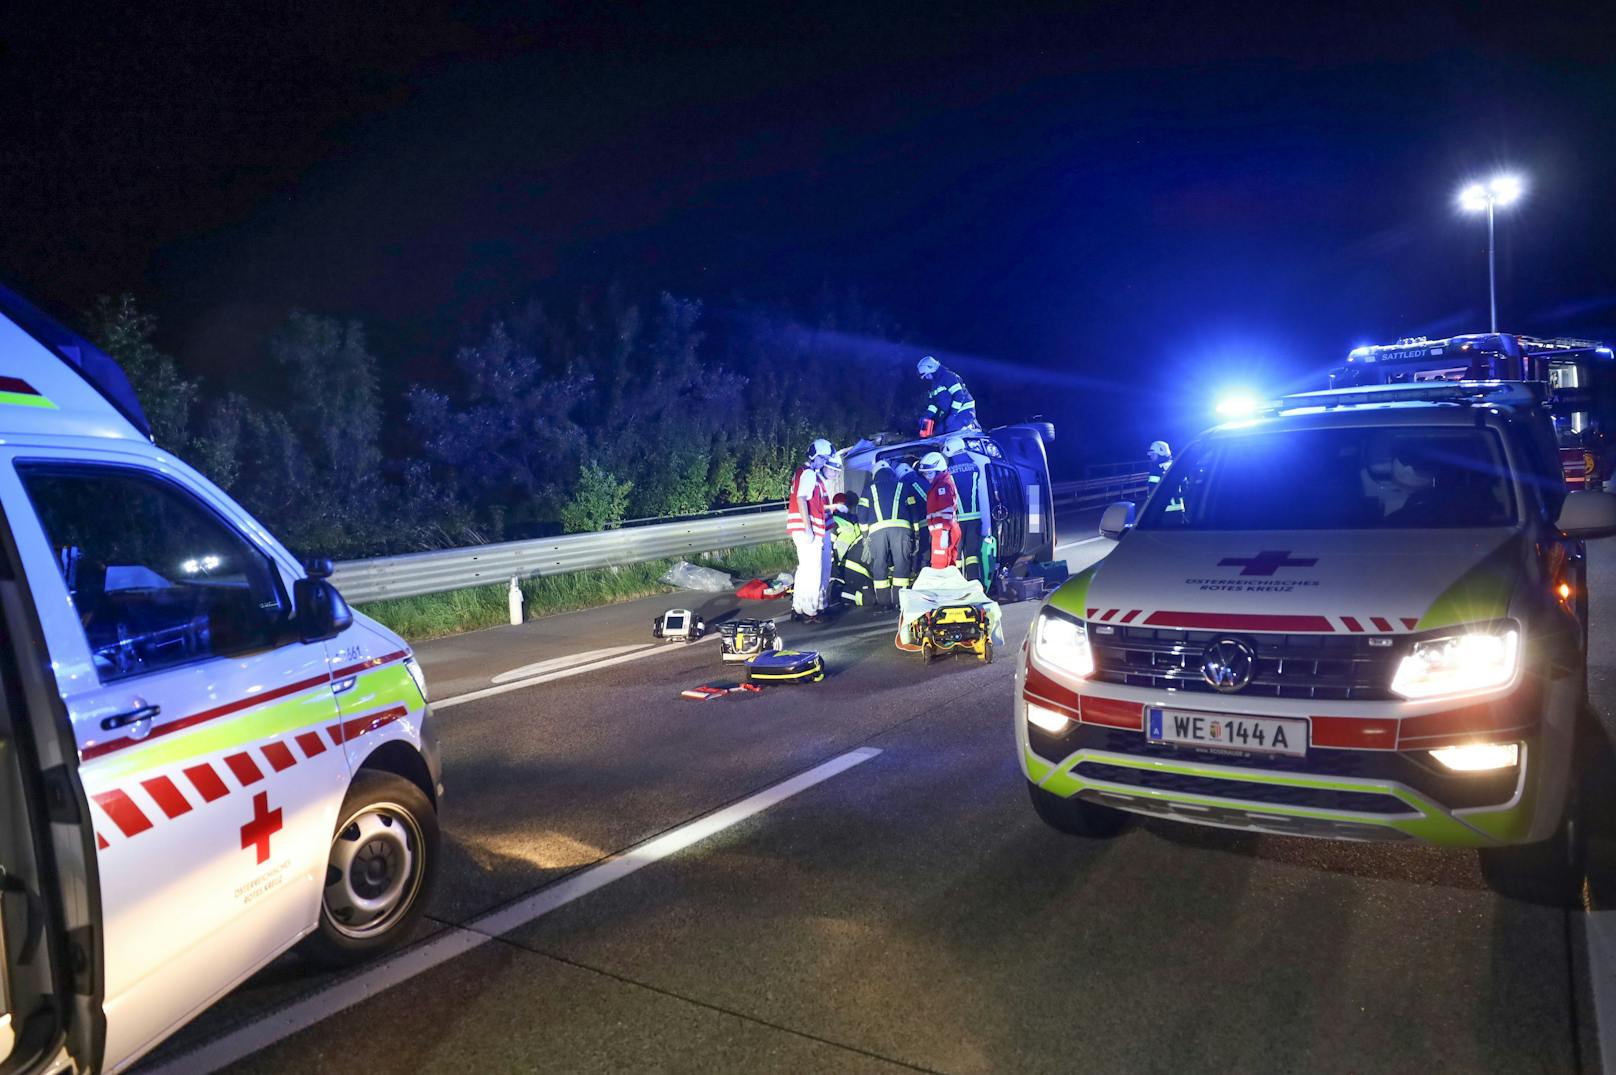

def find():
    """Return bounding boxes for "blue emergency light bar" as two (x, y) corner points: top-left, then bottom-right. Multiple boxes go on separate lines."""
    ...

(1278, 380), (1546, 412)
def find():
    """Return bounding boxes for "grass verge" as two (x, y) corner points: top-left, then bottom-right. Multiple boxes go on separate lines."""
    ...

(355, 540), (796, 641)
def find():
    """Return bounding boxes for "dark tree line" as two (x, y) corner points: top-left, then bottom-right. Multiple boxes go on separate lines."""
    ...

(88, 289), (913, 558)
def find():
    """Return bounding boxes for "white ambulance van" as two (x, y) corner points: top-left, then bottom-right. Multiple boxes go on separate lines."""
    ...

(0, 286), (442, 1073)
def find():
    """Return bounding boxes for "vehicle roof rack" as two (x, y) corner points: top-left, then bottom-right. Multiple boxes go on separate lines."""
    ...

(1276, 380), (1546, 412)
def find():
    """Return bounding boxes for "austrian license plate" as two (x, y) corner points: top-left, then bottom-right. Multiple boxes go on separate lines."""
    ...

(1146, 708), (1308, 758)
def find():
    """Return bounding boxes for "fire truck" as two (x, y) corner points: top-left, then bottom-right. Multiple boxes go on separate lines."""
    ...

(1330, 333), (1615, 488)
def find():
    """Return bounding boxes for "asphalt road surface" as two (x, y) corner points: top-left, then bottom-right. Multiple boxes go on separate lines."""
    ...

(141, 509), (1616, 1074)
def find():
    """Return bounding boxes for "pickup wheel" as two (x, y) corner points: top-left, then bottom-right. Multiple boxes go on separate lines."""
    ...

(302, 770), (439, 966)
(1027, 780), (1130, 838)
(1478, 821), (1582, 909)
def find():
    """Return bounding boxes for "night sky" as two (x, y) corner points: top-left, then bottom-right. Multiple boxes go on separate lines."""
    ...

(5, 2), (1615, 455)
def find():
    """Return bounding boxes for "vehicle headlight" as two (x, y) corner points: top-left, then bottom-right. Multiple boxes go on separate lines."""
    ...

(1390, 627), (1519, 700)
(1428, 742), (1519, 772)
(1033, 610), (1094, 679)
(404, 655), (429, 703)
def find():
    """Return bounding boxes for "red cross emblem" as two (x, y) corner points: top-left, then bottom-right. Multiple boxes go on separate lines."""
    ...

(1217, 550), (1318, 577)
(240, 791), (283, 865)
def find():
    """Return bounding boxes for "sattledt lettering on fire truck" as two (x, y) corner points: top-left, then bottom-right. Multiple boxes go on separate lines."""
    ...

(0, 284), (442, 1074)
(1017, 377), (1616, 903)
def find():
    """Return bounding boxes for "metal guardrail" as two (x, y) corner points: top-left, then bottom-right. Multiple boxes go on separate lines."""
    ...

(332, 509), (788, 603)
(1052, 471), (1152, 510)
(332, 470), (1153, 604)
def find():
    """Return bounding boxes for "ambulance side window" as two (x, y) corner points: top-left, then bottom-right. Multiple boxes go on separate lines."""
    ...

(17, 464), (290, 682)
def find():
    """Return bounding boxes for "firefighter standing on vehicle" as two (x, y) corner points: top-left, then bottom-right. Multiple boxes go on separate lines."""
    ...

(857, 459), (919, 608)
(788, 438), (838, 620)
(917, 355), (979, 438)
(943, 435), (986, 582)
(918, 451), (963, 569)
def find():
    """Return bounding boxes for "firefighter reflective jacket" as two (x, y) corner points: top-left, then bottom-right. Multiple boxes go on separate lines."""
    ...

(857, 469), (917, 534)
(922, 367), (976, 427)
(898, 472), (930, 532)
(947, 453), (984, 523)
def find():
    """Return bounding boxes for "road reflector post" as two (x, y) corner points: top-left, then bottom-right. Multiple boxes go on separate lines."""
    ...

(508, 576), (524, 625)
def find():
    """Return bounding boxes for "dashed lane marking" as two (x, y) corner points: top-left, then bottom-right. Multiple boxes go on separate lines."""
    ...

(143, 747), (883, 1075)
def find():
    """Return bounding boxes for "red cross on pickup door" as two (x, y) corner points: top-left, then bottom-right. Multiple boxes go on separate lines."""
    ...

(240, 791), (283, 865)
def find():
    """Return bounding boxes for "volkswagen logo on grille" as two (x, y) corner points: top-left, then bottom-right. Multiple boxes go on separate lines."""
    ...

(1200, 637), (1255, 693)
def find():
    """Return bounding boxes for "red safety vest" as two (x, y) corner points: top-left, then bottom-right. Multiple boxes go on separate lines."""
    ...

(926, 471), (959, 526)
(787, 466), (828, 538)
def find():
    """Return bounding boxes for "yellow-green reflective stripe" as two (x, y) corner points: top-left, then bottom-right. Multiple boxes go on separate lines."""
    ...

(1030, 747), (1518, 845)
(89, 663), (415, 782)
(335, 664), (417, 720)
(867, 520), (908, 532)
(0, 391), (55, 409)
(89, 685), (335, 783)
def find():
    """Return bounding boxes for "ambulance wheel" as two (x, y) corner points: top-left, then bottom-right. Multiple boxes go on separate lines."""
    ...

(1028, 781), (1130, 838)
(304, 771), (439, 966)
(982, 639), (995, 664)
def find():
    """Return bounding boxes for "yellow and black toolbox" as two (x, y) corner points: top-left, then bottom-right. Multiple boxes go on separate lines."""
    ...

(745, 649), (826, 683)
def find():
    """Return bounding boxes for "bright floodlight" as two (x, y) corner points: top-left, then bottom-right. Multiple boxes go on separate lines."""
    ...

(1214, 392), (1260, 418)
(1458, 183), (1490, 213)
(1488, 174), (1523, 206)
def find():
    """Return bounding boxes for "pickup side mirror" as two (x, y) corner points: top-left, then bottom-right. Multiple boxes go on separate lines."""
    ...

(1557, 490), (1616, 539)
(1099, 501), (1136, 540)
(294, 576), (353, 643)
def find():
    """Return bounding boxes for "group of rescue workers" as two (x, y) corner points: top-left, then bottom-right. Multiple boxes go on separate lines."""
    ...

(785, 355), (985, 622)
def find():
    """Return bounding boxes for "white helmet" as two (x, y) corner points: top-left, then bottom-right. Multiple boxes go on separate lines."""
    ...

(942, 435), (967, 456)
(1147, 440), (1171, 460)
(808, 437), (834, 463)
(872, 457), (892, 472)
(893, 461), (914, 477)
(916, 355), (940, 378)
(918, 451), (948, 476)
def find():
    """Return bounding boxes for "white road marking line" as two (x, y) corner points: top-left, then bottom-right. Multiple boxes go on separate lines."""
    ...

(434, 614), (905, 708)
(1055, 536), (1106, 552)
(145, 748), (882, 1075)
(1583, 903), (1616, 1070)
(435, 634), (720, 710)
(491, 644), (654, 683)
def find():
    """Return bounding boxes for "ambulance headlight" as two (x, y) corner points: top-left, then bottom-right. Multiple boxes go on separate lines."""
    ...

(1391, 627), (1519, 700)
(404, 655), (429, 703)
(1033, 610), (1094, 679)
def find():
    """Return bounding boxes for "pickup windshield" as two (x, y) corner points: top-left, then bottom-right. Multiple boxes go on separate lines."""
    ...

(1138, 425), (1517, 530)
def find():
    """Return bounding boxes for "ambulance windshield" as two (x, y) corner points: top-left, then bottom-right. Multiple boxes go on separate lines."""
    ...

(1137, 425), (1517, 531)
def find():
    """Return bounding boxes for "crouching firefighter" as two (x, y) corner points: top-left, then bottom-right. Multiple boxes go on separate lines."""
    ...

(829, 493), (874, 607)
(857, 459), (919, 609)
(916, 355), (979, 438)
(943, 435), (986, 583)
(917, 451), (962, 569)
(788, 438), (839, 620)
